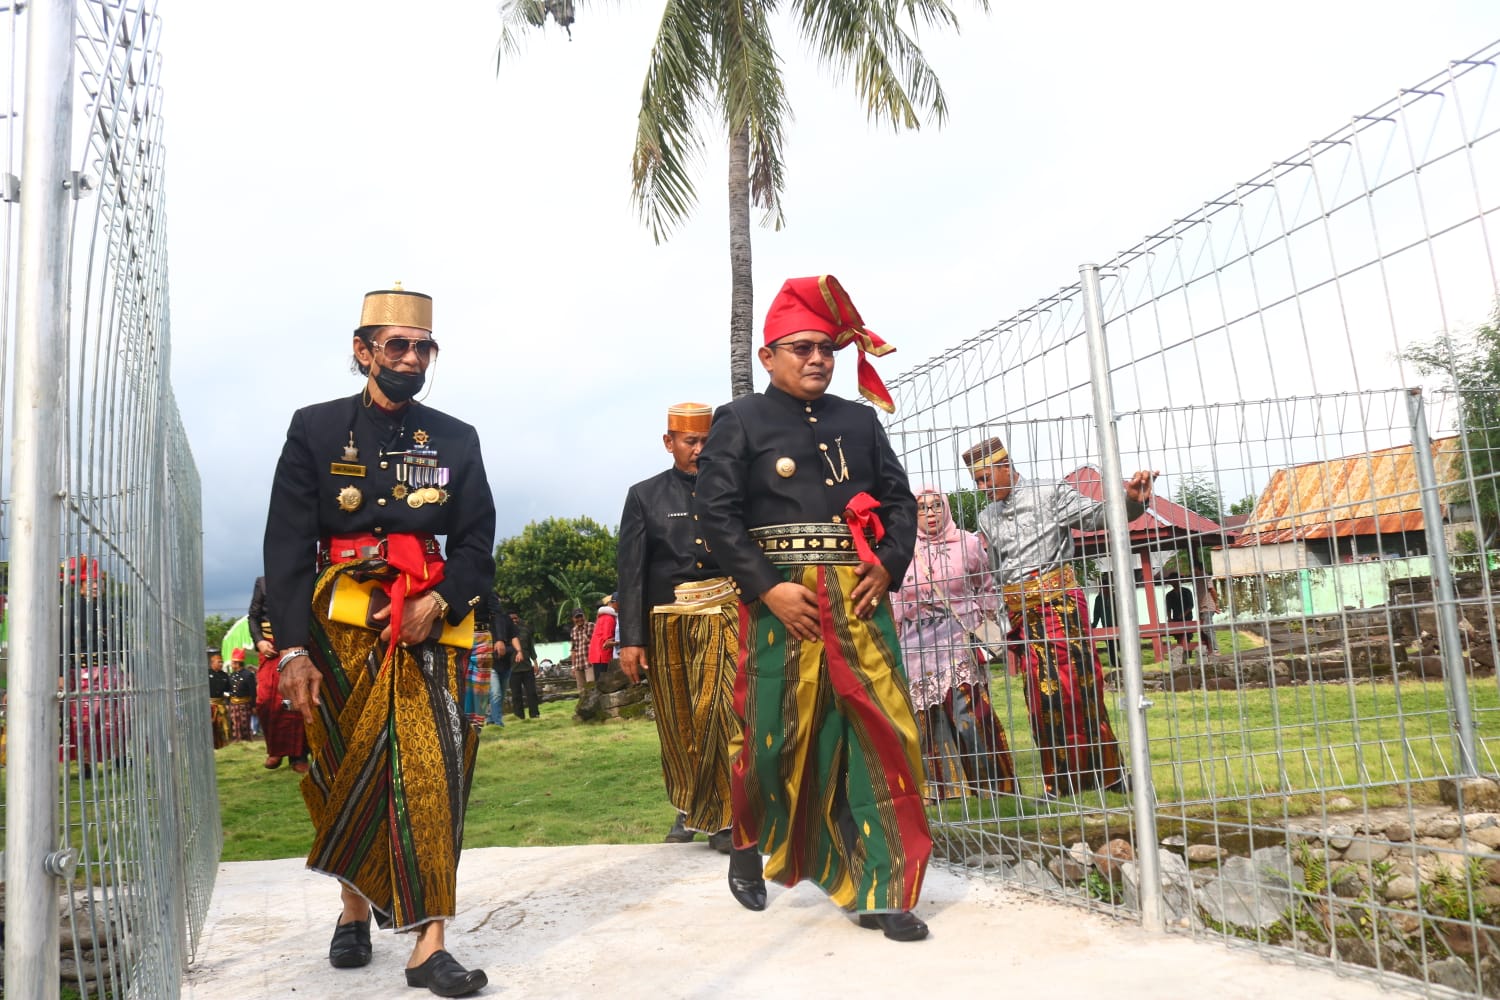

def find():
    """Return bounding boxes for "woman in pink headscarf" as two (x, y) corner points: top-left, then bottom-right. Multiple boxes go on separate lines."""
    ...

(894, 487), (1017, 799)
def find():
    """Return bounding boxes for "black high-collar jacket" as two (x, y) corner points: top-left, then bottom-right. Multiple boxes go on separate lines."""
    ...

(616, 466), (723, 647)
(695, 385), (916, 601)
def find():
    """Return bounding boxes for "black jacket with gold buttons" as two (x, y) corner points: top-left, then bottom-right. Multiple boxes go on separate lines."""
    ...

(616, 466), (722, 648)
(261, 392), (496, 649)
(695, 385), (916, 601)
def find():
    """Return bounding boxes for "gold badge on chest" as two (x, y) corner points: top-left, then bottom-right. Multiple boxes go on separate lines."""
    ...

(775, 457), (796, 478)
(337, 485), (363, 512)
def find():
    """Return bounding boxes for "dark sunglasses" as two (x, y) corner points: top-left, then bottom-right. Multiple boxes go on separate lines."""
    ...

(776, 341), (837, 359)
(373, 336), (439, 361)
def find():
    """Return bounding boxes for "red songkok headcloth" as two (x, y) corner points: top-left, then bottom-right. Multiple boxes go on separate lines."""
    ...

(762, 275), (896, 413)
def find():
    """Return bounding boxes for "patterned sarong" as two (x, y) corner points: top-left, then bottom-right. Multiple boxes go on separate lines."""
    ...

(228, 697), (255, 742)
(210, 698), (231, 750)
(916, 681), (1017, 799)
(257, 659), (308, 759)
(731, 563), (931, 914)
(463, 629), (493, 727)
(300, 561), (479, 931)
(648, 577), (740, 834)
(1007, 586), (1124, 796)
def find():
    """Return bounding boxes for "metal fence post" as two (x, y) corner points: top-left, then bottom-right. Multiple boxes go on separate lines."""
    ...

(7, 1), (77, 998)
(1080, 263), (1164, 931)
(1407, 386), (1479, 776)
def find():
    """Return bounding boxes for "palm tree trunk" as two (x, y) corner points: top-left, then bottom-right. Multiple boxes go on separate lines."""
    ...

(727, 123), (754, 398)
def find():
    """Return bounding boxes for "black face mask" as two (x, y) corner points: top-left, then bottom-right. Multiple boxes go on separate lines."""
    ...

(374, 366), (425, 403)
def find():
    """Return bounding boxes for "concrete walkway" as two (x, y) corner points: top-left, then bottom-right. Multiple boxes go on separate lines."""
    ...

(186, 844), (1397, 1000)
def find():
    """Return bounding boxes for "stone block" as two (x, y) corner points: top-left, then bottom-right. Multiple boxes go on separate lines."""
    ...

(1383, 874), (1419, 901)
(1093, 838), (1134, 881)
(1385, 819), (1412, 842)
(1185, 844), (1228, 864)
(1341, 840), (1391, 864)
(1469, 826), (1500, 851)
(1122, 850), (1198, 927)
(1002, 859), (1060, 892)
(1197, 855), (1293, 930)
(1442, 777), (1500, 813)
(1326, 823), (1355, 851)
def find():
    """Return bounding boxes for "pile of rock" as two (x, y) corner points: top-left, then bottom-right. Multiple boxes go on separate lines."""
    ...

(572, 670), (652, 722)
(933, 777), (1500, 995)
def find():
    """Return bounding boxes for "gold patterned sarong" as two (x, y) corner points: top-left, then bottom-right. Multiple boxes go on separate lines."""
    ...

(648, 577), (740, 833)
(300, 561), (479, 931)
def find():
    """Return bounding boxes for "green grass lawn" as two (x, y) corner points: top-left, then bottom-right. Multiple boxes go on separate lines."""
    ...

(218, 699), (672, 862)
(217, 670), (1500, 862)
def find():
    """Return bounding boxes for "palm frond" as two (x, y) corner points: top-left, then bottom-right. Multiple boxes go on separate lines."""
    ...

(715, 0), (790, 228)
(496, 0), (550, 69)
(794, 0), (966, 130)
(632, 0), (718, 242)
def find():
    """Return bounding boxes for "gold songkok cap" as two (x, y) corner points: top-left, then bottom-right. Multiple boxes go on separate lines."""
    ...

(359, 281), (432, 332)
(962, 436), (1009, 472)
(667, 402), (713, 434)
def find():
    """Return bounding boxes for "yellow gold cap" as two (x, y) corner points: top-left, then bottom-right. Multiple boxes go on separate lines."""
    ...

(667, 402), (713, 433)
(359, 283), (432, 332)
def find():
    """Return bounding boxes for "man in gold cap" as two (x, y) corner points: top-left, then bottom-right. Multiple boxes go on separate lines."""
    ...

(963, 435), (1153, 798)
(617, 403), (749, 860)
(697, 275), (930, 941)
(262, 284), (494, 997)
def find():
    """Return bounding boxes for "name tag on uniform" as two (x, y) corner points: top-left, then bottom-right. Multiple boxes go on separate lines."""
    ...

(667, 511), (689, 518)
(331, 462), (366, 477)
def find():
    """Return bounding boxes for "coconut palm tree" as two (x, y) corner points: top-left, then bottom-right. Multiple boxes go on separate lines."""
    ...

(497, 0), (986, 398)
(547, 569), (606, 628)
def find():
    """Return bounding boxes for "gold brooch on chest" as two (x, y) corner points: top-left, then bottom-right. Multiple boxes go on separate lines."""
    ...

(336, 485), (363, 512)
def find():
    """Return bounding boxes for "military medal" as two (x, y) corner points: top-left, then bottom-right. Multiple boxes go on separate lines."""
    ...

(331, 433), (367, 478)
(337, 485), (363, 512)
(775, 457), (796, 478)
(392, 483), (409, 500)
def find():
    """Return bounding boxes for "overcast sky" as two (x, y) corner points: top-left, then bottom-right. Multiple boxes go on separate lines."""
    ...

(161, 1), (1500, 615)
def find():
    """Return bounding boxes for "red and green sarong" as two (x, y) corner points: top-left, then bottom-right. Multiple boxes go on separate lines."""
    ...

(730, 562), (931, 914)
(1007, 586), (1124, 796)
(300, 560), (479, 931)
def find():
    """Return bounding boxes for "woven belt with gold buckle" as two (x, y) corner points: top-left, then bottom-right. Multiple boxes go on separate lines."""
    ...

(749, 522), (862, 566)
(652, 576), (739, 615)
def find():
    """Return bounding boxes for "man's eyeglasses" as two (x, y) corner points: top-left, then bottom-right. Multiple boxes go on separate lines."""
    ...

(775, 341), (837, 359)
(373, 336), (439, 361)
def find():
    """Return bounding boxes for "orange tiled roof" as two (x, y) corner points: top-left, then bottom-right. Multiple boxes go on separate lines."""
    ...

(1229, 436), (1461, 547)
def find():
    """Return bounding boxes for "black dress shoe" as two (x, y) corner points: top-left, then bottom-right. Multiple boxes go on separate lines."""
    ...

(328, 915), (371, 968)
(404, 950), (488, 997)
(706, 829), (733, 855)
(664, 813), (696, 844)
(727, 846), (767, 911)
(857, 910), (929, 941)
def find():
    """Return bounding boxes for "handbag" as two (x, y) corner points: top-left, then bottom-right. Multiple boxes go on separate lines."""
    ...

(327, 574), (476, 650)
(967, 617), (1010, 661)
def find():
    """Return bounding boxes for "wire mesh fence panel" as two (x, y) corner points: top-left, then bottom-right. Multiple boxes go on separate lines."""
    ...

(884, 38), (1500, 999)
(2, 2), (215, 998)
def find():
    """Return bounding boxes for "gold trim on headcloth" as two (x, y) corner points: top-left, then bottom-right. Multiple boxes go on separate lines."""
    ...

(962, 436), (1009, 472)
(667, 401), (713, 434)
(359, 282), (432, 332)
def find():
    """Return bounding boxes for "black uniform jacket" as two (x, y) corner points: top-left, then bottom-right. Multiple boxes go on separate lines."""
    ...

(261, 392), (496, 650)
(616, 467), (722, 648)
(695, 385), (917, 601)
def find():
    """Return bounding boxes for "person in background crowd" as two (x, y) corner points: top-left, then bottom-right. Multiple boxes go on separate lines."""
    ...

(697, 273), (929, 941)
(1163, 569), (1195, 650)
(208, 651), (231, 750)
(964, 435), (1147, 797)
(227, 648), (258, 742)
(464, 599), (496, 729)
(568, 608), (593, 691)
(617, 401), (740, 851)
(588, 594), (618, 679)
(1091, 577), (1120, 672)
(893, 486), (1017, 800)
(487, 591), (517, 727)
(508, 611), (540, 720)
(249, 579), (309, 772)
(262, 283), (494, 996)
(1192, 558), (1219, 652)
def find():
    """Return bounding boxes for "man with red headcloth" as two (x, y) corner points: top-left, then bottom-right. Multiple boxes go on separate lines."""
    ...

(697, 274), (931, 941)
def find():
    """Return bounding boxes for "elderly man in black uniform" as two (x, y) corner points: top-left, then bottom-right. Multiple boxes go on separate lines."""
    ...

(262, 283), (494, 998)
(697, 274), (932, 941)
(617, 402), (745, 855)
